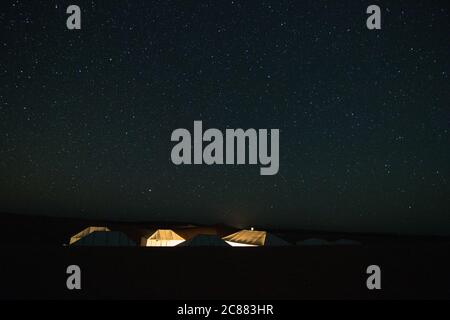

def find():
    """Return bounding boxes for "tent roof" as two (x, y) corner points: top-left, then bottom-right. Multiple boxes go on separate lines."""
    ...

(71, 231), (136, 246)
(69, 226), (110, 244)
(147, 229), (184, 240)
(223, 230), (290, 246)
(297, 238), (331, 246)
(297, 238), (362, 246)
(223, 230), (266, 246)
(178, 234), (230, 247)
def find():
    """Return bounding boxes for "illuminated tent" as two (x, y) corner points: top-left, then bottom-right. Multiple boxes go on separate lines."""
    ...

(69, 226), (110, 245)
(71, 231), (136, 246)
(177, 234), (230, 247)
(222, 230), (290, 246)
(142, 229), (185, 247)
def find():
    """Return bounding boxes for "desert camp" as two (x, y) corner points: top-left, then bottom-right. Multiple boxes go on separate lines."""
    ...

(67, 226), (296, 247)
(65, 224), (377, 249)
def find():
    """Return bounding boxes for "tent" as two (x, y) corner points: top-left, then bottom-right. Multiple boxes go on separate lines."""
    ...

(297, 238), (331, 246)
(222, 230), (290, 246)
(71, 231), (136, 246)
(69, 226), (110, 245)
(142, 229), (185, 247)
(297, 238), (362, 246)
(177, 234), (230, 247)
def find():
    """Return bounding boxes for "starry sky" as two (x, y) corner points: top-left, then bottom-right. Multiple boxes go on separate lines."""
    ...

(1, 0), (449, 235)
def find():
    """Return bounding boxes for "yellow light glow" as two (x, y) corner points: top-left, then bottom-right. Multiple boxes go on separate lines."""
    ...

(146, 239), (185, 247)
(225, 241), (258, 247)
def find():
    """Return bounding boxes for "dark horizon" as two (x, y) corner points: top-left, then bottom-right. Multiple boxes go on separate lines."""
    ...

(1, 1), (449, 236)
(2, 210), (450, 238)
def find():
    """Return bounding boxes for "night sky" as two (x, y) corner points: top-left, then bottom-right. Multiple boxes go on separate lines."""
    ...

(1, 0), (449, 235)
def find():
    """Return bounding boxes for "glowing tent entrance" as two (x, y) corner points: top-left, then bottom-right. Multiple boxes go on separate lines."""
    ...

(69, 226), (110, 245)
(142, 229), (185, 247)
(222, 230), (290, 246)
